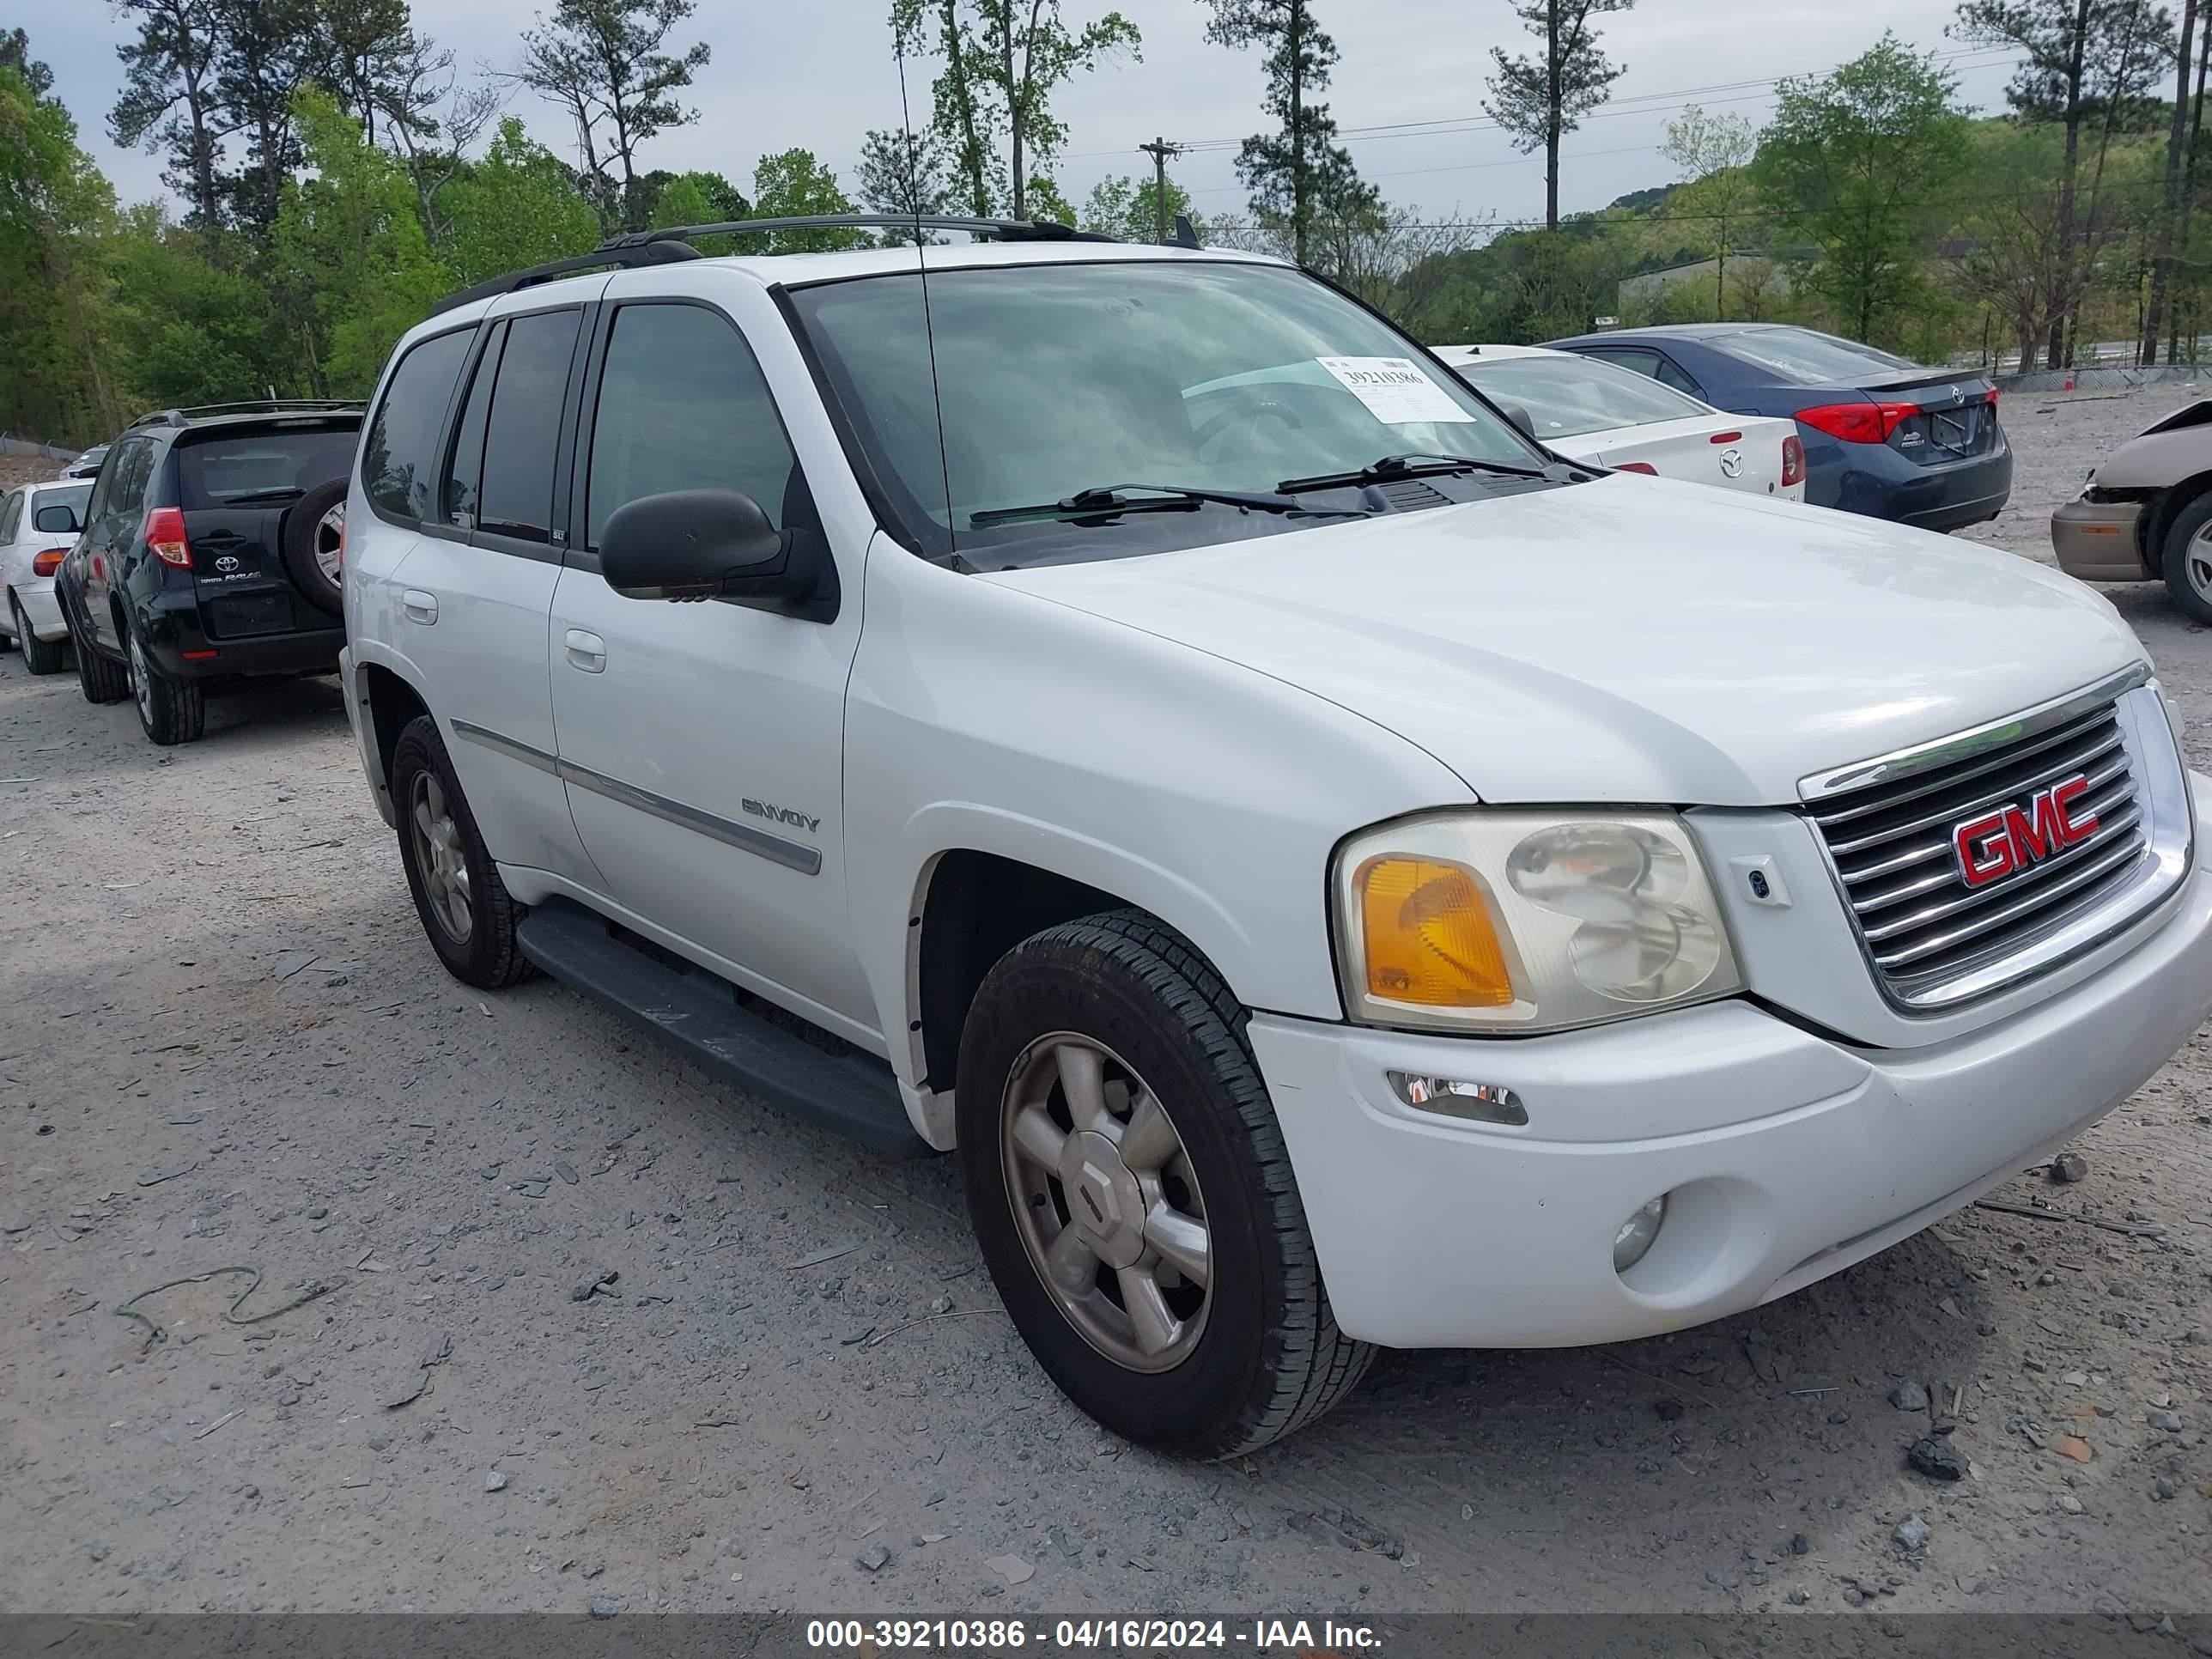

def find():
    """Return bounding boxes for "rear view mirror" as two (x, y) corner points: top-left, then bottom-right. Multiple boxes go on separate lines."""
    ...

(1495, 401), (1537, 441)
(33, 503), (79, 534)
(599, 488), (837, 621)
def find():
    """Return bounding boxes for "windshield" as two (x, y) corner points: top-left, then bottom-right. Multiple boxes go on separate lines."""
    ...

(1718, 327), (1919, 386)
(788, 258), (1548, 561)
(37, 482), (93, 516)
(1458, 352), (1711, 439)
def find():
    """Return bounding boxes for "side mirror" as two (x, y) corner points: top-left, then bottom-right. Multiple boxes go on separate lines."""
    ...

(33, 503), (80, 534)
(1495, 401), (1537, 441)
(599, 488), (836, 622)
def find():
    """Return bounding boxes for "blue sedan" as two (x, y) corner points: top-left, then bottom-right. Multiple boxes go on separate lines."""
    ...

(1541, 323), (2011, 532)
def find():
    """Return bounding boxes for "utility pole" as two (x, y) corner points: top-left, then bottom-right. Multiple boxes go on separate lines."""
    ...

(1137, 136), (1183, 243)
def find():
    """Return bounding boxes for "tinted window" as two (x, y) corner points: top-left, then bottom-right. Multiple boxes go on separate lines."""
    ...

(477, 308), (581, 543)
(1718, 327), (1918, 386)
(1585, 347), (1662, 380)
(101, 439), (158, 532)
(442, 320), (505, 528)
(178, 428), (359, 510)
(363, 327), (473, 521)
(1461, 353), (1711, 439)
(587, 304), (799, 547)
(1651, 356), (1702, 395)
(0, 490), (21, 544)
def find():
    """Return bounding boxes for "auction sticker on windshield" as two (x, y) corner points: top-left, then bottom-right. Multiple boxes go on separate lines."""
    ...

(1316, 356), (1476, 424)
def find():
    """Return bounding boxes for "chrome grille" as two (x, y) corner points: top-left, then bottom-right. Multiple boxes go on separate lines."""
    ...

(1808, 696), (2149, 1006)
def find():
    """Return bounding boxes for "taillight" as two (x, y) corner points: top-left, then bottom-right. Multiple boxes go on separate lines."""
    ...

(1615, 461), (1658, 475)
(1985, 386), (2001, 405)
(1795, 400), (1919, 444)
(1781, 434), (1805, 488)
(144, 507), (191, 569)
(32, 550), (64, 576)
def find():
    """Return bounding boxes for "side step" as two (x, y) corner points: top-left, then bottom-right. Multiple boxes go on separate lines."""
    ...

(515, 897), (932, 1158)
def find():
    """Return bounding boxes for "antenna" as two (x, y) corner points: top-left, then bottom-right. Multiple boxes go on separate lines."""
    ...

(896, 33), (957, 564)
(1136, 136), (1184, 245)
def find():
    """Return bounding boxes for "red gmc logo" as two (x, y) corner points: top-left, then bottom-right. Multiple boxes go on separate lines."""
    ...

(1952, 775), (2099, 887)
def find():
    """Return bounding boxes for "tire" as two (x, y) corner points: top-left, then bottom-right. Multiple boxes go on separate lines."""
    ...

(125, 621), (204, 744)
(15, 599), (65, 676)
(280, 479), (348, 617)
(957, 909), (1373, 1458)
(2160, 491), (2212, 624)
(390, 714), (535, 989)
(70, 605), (130, 705)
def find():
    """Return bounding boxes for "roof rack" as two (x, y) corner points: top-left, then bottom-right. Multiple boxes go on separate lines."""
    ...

(129, 399), (365, 428)
(428, 213), (1125, 316)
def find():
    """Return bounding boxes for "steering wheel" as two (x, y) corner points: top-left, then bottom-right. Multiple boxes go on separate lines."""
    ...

(1192, 385), (1316, 452)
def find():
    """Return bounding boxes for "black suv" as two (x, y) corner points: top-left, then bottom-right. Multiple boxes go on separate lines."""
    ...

(57, 402), (362, 744)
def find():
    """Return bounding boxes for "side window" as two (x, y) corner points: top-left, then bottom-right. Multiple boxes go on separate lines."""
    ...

(442, 320), (507, 528)
(0, 490), (21, 544)
(586, 303), (799, 549)
(363, 327), (474, 522)
(104, 440), (157, 532)
(477, 308), (583, 544)
(1587, 347), (1662, 381)
(1651, 356), (1703, 397)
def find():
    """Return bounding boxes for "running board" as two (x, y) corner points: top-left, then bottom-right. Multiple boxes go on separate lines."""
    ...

(514, 897), (931, 1158)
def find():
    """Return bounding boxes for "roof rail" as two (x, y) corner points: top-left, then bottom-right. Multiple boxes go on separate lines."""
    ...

(128, 399), (366, 428)
(426, 213), (1122, 316)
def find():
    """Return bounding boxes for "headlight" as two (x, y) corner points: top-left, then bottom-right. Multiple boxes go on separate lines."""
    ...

(1333, 809), (1743, 1034)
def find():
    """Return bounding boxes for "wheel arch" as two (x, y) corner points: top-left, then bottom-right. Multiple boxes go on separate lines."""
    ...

(355, 655), (434, 818)
(2142, 473), (2212, 574)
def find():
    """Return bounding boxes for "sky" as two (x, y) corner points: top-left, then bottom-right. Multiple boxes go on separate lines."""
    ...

(28, 0), (2030, 234)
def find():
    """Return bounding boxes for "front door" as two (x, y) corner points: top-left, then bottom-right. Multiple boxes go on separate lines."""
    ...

(74, 435), (158, 653)
(548, 289), (871, 1033)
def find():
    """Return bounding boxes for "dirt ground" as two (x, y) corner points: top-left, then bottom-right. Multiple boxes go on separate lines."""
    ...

(2, 392), (2209, 1622)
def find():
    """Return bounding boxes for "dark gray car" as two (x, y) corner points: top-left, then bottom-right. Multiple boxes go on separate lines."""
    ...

(1542, 323), (2012, 532)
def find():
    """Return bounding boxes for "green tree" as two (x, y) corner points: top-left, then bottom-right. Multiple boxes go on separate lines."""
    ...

(213, 0), (319, 232)
(890, 0), (998, 216)
(271, 88), (447, 392)
(1201, 0), (1374, 265)
(107, 206), (291, 409)
(965, 0), (1139, 219)
(110, 0), (233, 233)
(1753, 34), (1972, 344)
(1658, 104), (1757, 317)
(437, 115), (602, 286)
(749, 148), (865, 252)
(518, 0), (711, 231)
(1482, 0), (1636, 231)
(1081, 172), (1200, 241)
(855, 125), (953, 240)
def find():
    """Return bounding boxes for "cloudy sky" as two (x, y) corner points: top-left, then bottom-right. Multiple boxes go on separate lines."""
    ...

(31, 0), (2026, 230)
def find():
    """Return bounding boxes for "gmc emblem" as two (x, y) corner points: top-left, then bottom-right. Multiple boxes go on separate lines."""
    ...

(1952, 775), (2099, 887)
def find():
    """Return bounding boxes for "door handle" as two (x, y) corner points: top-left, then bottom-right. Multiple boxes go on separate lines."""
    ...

(564, 628), (606, 672)
(403, 589), (438, 625)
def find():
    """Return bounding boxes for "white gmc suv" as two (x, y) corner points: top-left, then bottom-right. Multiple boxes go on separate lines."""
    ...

(339, 221), (2212, 1457)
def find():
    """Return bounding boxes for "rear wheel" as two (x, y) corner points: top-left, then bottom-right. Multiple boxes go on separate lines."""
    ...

(957, 911), (1371, 1458)
(390, 714), (534, 988)
(2159, 492), (2212, 624)
(126, 623), (204, 744)
(70, 608), (129, 705)
(15, 599), (65, 676)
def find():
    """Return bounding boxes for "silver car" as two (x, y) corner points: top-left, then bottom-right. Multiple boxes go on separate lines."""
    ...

(0, 476), (92, 674)
(2051, 401), (2212, 622)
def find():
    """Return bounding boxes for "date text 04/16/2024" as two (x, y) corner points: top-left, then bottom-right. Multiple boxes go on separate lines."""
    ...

(804, 1618), (1383, 1650)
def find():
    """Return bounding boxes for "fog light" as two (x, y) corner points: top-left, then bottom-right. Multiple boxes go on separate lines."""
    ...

(1613, 1194), (1668, 1273)
(1387, 1071), (1528, 1126)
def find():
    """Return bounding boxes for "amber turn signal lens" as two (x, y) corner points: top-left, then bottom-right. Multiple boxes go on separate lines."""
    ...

(1355, 855), (1516, 1008)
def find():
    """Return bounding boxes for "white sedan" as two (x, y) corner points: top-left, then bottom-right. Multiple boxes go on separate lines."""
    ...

(0, 476), (91, 676)
(1432, 343), (1805, 501)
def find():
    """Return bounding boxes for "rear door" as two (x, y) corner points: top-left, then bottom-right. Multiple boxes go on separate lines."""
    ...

(389, 295), (602, 885)
(174, 421), (359, 638)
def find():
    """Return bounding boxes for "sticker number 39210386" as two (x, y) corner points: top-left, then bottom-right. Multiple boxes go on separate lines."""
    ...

(1315, 356), (1478, 424)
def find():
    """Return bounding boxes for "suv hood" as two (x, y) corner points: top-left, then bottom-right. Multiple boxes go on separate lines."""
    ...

(986, 477), (2143, 806)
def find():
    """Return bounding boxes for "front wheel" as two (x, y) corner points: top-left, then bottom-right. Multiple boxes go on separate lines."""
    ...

(957, 911), (1372, 1458)
(389, 714), (534, 988)
(2160, 492), (2212, 624)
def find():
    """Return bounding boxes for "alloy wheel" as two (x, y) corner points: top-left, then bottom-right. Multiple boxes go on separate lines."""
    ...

(2188, 520), (2212, 602)
(128, 632), (152, 726)
(314, 501), (345, 587)
(409, 770), (474, 944)
(1000, 1033), (1212, 1373)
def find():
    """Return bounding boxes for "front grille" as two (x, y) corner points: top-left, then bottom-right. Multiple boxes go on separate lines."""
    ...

(1808, 697), (2148, 1006)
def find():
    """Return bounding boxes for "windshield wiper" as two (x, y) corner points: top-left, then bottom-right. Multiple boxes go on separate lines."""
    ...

(967, 482), (1364, 528)
(1276, 453), (1550, 493)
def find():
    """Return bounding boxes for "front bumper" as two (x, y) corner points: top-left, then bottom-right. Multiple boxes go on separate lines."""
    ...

(1252, 781), (2212, 1351)
(2051, 496), (2148, 581)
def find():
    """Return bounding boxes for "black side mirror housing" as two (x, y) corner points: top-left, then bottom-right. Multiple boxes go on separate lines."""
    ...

(33, 503), (80, 533)
(599, 489), (837, 623)
(1495, 401), (1537, 441)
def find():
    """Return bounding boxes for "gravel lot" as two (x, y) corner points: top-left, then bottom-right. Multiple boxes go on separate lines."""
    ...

(2, 392), (2209, 1622)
